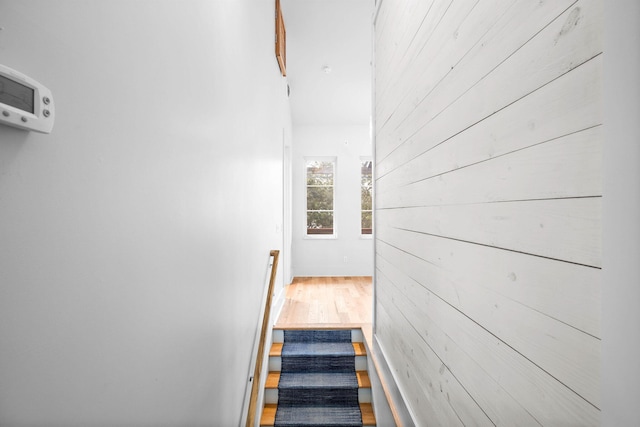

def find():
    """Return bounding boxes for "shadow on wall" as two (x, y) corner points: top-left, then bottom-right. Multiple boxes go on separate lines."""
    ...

(0, 127), (31, 175)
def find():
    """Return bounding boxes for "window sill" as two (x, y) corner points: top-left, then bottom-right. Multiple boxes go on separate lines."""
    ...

(304, 234), (338, 240)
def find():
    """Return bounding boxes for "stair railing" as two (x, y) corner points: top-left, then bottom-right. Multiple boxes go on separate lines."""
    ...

(242, 249), (279, 427)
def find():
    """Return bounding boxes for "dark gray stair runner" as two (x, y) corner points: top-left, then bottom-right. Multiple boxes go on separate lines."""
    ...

(274, 330), (363, 427)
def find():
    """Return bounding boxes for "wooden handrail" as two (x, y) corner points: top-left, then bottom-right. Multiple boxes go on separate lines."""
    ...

(245, 250), (279, 427)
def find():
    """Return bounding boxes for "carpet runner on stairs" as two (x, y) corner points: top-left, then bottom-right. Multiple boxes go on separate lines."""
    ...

(274, 330), (363, 427)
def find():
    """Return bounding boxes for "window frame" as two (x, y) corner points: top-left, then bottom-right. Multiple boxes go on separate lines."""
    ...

(304, 157), (338, 239)
(360, 157), (373, 238)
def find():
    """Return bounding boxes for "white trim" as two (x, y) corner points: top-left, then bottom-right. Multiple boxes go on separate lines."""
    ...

(374, 335), (418, 426)
(302, 234), (338, 240)
(602, 1), (640, 424)
(360, 156), (373, 238)
(373, 0), (384, 25)
(370, 2), (378, 333)
(304, 156), (338, 239)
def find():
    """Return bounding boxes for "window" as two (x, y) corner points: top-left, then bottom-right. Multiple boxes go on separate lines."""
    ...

(306, 159), (335, 236)
(361, 160), (372, 235)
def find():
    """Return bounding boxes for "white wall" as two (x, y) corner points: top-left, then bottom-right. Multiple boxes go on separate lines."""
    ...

(374, 0), (602, 425)
(281, 0), (374, 126)
(602, 1), (640, 425)
(0, 1), (291, 426)
(292, 125), (373, 277)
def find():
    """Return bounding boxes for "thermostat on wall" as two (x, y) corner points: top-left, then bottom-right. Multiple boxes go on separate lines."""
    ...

(0, 64), (54, 134)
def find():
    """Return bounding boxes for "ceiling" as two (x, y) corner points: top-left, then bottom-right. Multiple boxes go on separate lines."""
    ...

(280, 0), (374, 126)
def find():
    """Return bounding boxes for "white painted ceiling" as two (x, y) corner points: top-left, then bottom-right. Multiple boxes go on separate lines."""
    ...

(280, 0), (374, 126)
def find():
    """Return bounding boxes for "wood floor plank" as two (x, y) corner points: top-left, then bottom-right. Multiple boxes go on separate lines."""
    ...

(273, 323), (365, 331)
(275, 276), (373, 326)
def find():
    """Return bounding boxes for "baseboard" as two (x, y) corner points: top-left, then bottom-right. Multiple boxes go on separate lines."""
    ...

(271, 285), (286, 327)
(373, 335), (417, 427)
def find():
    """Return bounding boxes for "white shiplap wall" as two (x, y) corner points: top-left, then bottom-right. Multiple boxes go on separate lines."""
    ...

(373, 0), (602, 425)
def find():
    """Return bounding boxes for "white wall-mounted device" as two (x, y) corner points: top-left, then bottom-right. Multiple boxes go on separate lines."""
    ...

(0, 64), (54, 134)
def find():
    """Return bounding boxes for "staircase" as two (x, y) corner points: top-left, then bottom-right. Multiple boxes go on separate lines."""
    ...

(260, 328), (376, 427)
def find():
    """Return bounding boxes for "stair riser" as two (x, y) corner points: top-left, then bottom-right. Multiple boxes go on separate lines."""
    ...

(272, 329), (364, 344)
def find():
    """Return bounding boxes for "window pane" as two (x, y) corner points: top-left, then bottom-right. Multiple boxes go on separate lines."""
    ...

(361, 211), (372, 234)
(306, 159), (335, 236)
(361, 161), (372, 185)
(307, 187), (334, 210)
(361, 160), (373, 235)
(361, 186), (372, 210)
(307, 211), (334, 234)
(361, 160), (372, 175)
(307, 160), (333, 184)
(307, 174), (334, 186)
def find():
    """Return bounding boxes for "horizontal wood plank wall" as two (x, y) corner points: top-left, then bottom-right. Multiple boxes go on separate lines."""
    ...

(373, 0), (602, 425)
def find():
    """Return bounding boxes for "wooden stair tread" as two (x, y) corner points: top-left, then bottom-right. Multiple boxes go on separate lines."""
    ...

(263, 331), (374, 426)
(259, 403), (376, 426)
(260, 403), (277, 426)
(356, 370), (371, 388)
(266, 370), (371, 388)
(266, 371), (280, 388)
(360, 402), (376, 425)
(269, 343), (283, 357)
(269, 342), (366, 357)
(353, 342), (366, 356)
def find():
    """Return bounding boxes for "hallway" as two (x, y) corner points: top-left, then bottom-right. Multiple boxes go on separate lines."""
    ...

(1, 1), (639, 426)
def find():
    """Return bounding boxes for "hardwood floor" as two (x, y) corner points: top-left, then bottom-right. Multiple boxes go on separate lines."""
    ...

(275, 276), (373, 327)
